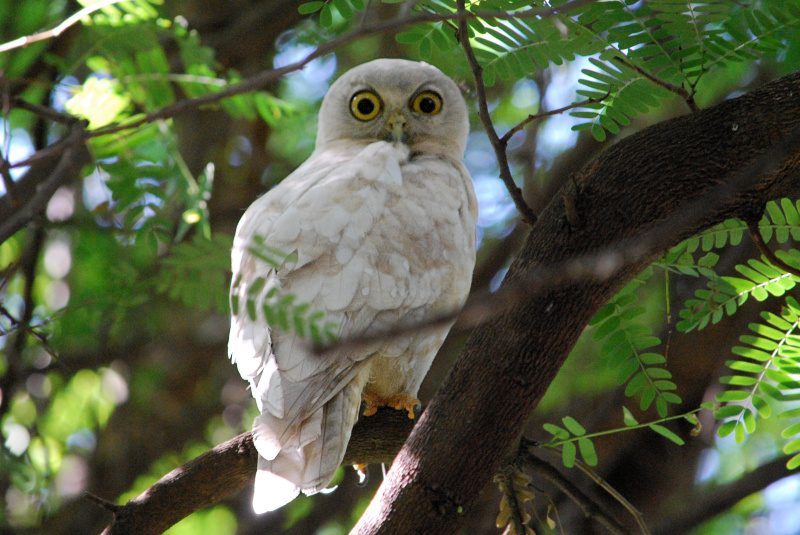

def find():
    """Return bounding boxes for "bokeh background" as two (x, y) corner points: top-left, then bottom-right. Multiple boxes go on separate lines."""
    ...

(2, 0), (800, 533)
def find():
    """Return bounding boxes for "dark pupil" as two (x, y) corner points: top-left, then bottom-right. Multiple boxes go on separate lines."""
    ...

(419, 97), (436, 113)
(357, 98), (375, 115)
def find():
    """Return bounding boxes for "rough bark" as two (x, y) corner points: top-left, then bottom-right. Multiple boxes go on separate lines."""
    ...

(351, 71), (800, 534)
(97, 408), (415, 535)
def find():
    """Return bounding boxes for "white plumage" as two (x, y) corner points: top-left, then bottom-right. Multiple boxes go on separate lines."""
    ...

(228, 59), (478, 513)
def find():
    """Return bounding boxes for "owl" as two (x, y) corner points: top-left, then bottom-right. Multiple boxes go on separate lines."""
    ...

(229, 58), (478, 513)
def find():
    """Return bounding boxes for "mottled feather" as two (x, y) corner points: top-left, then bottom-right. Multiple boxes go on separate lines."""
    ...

(229, 59), (477, 512)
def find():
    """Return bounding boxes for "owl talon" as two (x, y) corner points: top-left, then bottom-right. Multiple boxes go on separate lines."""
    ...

(361, 395), (379, 417)
(361, 392), (420, 418)
(353, 464), (369, 486)
(388, 394), (422, 419)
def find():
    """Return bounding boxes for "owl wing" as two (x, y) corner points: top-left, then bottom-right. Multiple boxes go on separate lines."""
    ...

(230, 142), (424, 511)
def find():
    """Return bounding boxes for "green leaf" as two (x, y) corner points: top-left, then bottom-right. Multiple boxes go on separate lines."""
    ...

(578, 438), (598, 466)
(396, 31), (425, 44)
(562, 416), (586, 436)
(622, 406), (639, 427)
(562, 441), (577, 468)
(650, 424), (684, 445)
(640, 385), (656, 411)
(781, 422), (800, 439)
(543, 423), (569, 440)
(298, 1), (324, 14)
(319, 2), (333, 26)
(715, 404), (747, 418)
(787, 453), (800, 470)
(716, 390), (750, 402)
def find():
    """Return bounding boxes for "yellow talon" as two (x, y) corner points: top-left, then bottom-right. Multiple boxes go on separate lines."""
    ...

(361, 392), (420, 419)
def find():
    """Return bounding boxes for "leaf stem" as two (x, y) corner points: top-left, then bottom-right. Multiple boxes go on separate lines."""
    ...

(541, 407), (703, 448)
(0, 0), (136, 54)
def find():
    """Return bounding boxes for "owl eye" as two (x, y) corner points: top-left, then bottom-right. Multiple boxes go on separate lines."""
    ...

(411, 91), (442, 115)
(350, 91), (382, 121)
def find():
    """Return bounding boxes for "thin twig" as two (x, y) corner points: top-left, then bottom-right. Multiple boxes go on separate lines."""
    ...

(84, 491), (123, 513)
(496, 465), (529, 535)
(0, 121), (90, 244)
(86, 0), (591, 140)
(500, 93), (610, 145)
(571, 458), (650, 535)
(1, 75), (13, 203)
(10, 96), (79, 125)
(0, 0), (135, 54)
(8, 136), (76, 169)
(746, 218), (800, 278)
(611, 56), (700, 113)
(518, 445), (635, 535)
(0, 147), (15, 205)
(456, 0), (538, 226)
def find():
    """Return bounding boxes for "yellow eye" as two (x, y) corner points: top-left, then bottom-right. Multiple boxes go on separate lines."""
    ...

(350, 91), (382, 121)
(411, 91), (442, 115)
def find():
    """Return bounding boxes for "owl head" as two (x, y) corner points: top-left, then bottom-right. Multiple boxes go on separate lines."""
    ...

(315, 59), (469, 158)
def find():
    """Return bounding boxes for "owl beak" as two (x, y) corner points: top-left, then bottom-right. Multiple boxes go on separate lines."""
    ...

(382, 110), (409, 144)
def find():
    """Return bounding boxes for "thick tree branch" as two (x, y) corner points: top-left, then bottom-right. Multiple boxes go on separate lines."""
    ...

(351, 71), (800, 534)
(97, 407), (415, 535)
(652, 456), (795, 535)
(94, 69), (800, 535)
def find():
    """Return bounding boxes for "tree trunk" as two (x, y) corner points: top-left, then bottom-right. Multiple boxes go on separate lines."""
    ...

(352, 70), (800, 534)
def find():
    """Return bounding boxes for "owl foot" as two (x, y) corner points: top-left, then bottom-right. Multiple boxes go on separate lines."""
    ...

(353, 464), (369, 486)
(361, 392), (421, 419)
(388, 393), (422, 419)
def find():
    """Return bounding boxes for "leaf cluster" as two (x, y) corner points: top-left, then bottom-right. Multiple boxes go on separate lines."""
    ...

(64, 15), (295, 132)
(676, 200), (800, 332)
(715, 297), (800, 469)
(336, 0), (800, 140)
(589, 267), (683, 417)
(667, 198), (800, 470)
(541, 409), (691, 469)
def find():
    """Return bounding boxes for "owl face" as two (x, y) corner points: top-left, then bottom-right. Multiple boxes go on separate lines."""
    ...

(316, 59), (469, 158)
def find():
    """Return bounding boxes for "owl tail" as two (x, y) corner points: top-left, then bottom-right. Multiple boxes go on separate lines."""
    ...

(251, 382), (362, 513)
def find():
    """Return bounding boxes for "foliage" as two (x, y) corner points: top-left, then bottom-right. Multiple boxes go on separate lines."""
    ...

(675, 201), (800, 332)
(665, 197), (800, 472)
(542, 408), (698, 469)
(2, 0), (800, 532)
(388, 0), (800, 140)
(589, 267), (683, 418)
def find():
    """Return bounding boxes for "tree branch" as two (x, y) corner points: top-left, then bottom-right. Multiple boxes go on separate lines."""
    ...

(611, 56), (700, 113)
(652, 456), (795, 535)
(456, 0), (538, 226)
(500, 94), (609, 146)
(89, 73), (800, 535)
(0, 0), (135, 54)
(96, 407), (415, 535)
(519, 451), (634, 535)
(0, 121), (90, 244)
(350, 71), (800, 535)
(85, 0), (591, 140)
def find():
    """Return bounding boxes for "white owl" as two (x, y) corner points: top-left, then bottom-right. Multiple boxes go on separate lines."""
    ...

(228, 58), (478, 513)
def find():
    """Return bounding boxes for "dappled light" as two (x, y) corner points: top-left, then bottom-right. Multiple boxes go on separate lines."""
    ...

(1, 0), (800, 534)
